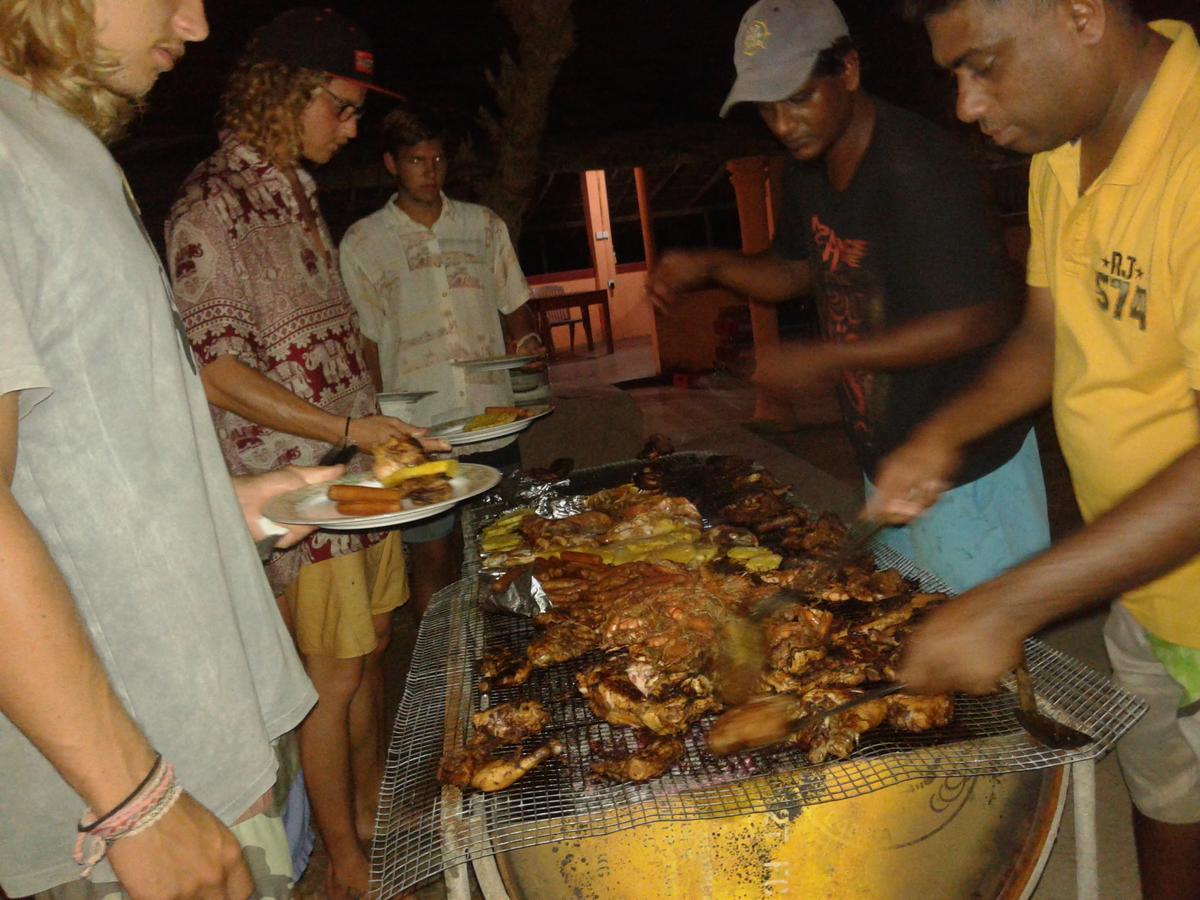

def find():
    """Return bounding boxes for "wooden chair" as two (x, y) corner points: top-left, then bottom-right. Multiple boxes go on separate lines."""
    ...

(530, 284), (592, 357)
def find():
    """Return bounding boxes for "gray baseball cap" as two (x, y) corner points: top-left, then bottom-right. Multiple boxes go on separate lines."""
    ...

(720, 0), (850, 117)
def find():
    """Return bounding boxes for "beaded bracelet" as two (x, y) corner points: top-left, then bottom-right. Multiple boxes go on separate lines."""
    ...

(74, 754), (182, 878)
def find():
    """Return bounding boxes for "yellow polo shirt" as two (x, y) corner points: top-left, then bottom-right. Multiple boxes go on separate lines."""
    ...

(1027, 21), (1200, 647)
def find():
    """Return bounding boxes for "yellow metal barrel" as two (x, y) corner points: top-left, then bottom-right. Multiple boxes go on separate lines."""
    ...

(493, 768), (1064, 899)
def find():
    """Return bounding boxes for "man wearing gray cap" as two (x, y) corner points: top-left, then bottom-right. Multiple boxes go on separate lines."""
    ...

(645, 0), (1049, 592)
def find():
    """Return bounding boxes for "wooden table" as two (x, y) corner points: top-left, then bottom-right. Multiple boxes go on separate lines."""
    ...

(529, 288), (615, 359)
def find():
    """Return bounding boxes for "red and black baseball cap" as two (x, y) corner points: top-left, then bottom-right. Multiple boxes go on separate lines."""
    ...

(247, 7), (404, 99)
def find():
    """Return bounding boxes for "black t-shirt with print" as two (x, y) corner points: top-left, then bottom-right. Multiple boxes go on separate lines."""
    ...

(774, 99), (1031, 485)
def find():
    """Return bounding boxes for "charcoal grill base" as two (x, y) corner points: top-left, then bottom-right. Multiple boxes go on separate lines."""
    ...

(371, 454), (1143, 899)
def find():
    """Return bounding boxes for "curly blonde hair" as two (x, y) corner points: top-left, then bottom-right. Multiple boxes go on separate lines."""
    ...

(0, 0), (136, 143)
(221, 59), (328, 168)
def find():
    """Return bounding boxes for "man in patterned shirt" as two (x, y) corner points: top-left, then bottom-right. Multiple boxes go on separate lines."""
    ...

(165, 9), (442, 897)
(340, 103), (543, 617)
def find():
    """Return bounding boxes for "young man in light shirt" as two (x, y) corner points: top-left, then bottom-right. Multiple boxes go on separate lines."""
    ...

(340, 103), (543, 617)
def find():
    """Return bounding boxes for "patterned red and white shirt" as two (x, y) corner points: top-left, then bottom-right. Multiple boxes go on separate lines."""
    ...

(166, 134), (384, 593)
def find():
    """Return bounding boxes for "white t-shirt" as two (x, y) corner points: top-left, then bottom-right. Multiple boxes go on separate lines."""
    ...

(0, 79), (315, 895)
(339, 194), (530, 452)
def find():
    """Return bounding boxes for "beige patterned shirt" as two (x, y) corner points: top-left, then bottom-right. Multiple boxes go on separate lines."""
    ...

(339, 194), (530, 453)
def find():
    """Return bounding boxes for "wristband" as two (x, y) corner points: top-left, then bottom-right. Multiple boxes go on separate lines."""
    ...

(74, 754), (182, 877)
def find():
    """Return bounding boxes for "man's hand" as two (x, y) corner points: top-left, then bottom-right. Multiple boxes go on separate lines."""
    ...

(348, 416), (450, 454)
(106, 792), (253, 899)
(897, 590), (1027, 695)
(235, 464), (343, 549)
(865, 430), (960, 524)
(644, 250), (714, 313)
(751, 342), (841, 395)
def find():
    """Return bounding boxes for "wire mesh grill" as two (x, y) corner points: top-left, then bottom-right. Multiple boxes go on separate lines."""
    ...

(371, 455), (1147, 898)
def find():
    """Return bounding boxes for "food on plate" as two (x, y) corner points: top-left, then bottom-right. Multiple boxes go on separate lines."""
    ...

(463, 405), (535, 432)
(370, 436), (457, 503)
(327, 483), (405, 516)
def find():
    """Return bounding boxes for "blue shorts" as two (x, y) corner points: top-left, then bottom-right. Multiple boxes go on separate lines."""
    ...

(864, 428), (1049, 593)
(401, 508), (457, 544)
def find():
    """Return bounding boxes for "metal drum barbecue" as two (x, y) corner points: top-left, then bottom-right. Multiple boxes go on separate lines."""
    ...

(370, 454), (1144, 899)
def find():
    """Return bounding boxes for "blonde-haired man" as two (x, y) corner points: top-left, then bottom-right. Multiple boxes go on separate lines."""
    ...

(165, 10), (440, 897)
(0, 1), (329, 896)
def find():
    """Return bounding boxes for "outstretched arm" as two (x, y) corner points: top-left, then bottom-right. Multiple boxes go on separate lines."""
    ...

(900, 395), (1200, 694)
(0, 391), (253, 897)
(644, 248), (811, 313)
(200, 356), (446, 452)
(754, 294), (1019, 392)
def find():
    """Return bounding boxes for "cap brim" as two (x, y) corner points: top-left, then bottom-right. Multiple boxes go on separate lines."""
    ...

(718, 62), (815, 118)
(326, 73), (406, 102)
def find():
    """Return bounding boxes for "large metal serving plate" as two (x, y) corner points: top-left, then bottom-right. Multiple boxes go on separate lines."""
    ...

(371, 453), (1144, 898)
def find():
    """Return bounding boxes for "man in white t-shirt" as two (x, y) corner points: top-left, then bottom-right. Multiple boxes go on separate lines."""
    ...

(340, 103), (543, 614)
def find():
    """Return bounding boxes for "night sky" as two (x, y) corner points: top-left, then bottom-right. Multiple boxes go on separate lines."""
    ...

(132, 0), (1200, 145)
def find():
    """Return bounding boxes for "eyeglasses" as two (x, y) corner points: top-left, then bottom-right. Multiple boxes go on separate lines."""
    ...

(321, 87), (364, 123)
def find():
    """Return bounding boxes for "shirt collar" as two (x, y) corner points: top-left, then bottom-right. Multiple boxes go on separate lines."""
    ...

(1044, 21), (1198, 192)
(1108, 21), (1199, 186)
(385, 191), (453, 231)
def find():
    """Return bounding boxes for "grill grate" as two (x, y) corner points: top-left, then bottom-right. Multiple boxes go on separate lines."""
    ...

(371, 456), (1146, 898)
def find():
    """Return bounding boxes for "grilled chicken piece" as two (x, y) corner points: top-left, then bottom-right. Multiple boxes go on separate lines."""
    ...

(590, 734), (684, 783)
(470, 741), (564, 792)
(761, 633), (900, 694)
(438, 745), (491, 788)
(825, 595), (915, 639)
(471, 700), (551, 745)
(764, 604), (835, 675)
(527, 621), (599, 668)
(370, 435), (427, 481)
(478, 648), (533, 693)
(577, 659), (719, 736)
(718, 490), (791, 526)
(402, 475), (454, 505)
(886, 693), (954, 732)
(790, 688), (891, 764)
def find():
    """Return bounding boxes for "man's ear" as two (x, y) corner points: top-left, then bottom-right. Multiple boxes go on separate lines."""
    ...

(841, 49), (862, 93)
(383, 152), (398, 177)
(1067, 0), (1107, 47)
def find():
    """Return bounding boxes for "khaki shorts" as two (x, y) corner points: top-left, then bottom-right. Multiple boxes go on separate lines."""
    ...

(39, 810), (292, 899)
(282, 530), (408, 659)
(1104, 601), (1200, 823)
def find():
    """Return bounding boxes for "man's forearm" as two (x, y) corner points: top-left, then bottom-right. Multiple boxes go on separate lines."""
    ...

(200, 356), (344, 444)
(706, 249), (811, 304)
(827, 297), (1018, 373)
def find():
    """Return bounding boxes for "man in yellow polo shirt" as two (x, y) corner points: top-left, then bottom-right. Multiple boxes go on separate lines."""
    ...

(869, 1), (1200, 894)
